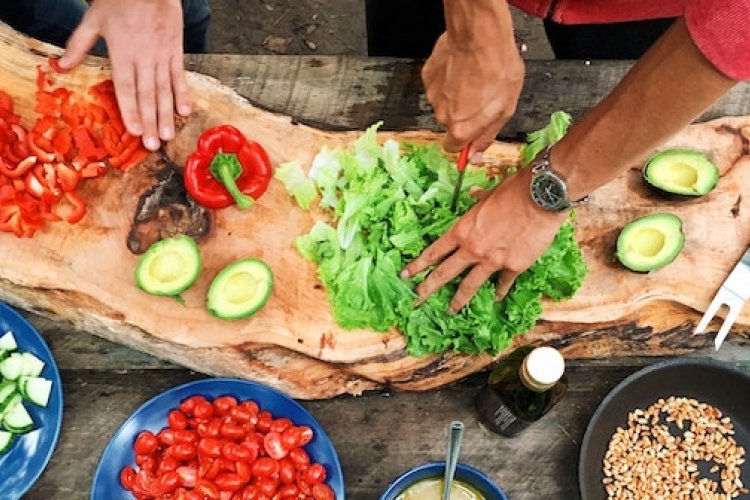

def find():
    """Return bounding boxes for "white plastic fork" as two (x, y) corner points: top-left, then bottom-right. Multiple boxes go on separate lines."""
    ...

(694, 246), (750, 350)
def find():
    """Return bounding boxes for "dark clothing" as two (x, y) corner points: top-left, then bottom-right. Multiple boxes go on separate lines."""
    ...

(365, 0), (673, 60)
(0, 0), (211, 54)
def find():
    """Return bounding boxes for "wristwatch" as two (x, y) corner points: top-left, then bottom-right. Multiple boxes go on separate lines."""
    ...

(529, 147), (589, 212)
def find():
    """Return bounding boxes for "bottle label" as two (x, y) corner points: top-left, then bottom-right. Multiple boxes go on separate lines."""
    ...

(476, 385), (530, 436)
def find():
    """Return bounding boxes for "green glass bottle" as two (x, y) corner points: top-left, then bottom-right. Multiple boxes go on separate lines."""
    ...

(475, 345), (567, 437)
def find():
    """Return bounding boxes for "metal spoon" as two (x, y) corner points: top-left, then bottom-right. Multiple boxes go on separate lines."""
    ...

(442, 420), (465, 500)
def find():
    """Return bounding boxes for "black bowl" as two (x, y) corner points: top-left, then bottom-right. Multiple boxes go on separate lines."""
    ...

(579, 358), (750, 499)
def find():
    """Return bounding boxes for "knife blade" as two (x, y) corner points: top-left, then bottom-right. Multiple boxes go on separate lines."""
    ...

(449, 146), (470, 213)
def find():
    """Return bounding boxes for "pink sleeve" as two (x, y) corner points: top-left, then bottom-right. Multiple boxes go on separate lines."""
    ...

(684, 0), (750, 80)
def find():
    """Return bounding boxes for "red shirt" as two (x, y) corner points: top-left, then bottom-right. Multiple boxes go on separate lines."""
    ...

(510, 0), (750, 80)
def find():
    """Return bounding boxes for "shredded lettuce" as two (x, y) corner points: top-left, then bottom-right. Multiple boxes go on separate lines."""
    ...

(275, 161), (318, 209)
(520, 110), (572, 166)
(281, 116), (587, 356)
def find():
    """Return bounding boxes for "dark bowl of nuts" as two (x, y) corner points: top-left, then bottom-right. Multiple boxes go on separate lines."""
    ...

(579, 358), (750, 499)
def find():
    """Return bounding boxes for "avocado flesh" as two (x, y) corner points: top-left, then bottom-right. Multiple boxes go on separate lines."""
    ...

(207, 259), (273, 320)
(135, 235), (201, 296)
(643, 149), (718, 196)
(616, 213), (685, 272)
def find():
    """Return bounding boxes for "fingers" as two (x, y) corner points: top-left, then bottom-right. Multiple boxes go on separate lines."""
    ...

(59, 12), (101, 70)
(469, 186), (491, 202)
(415, 251), (473, 302)
(136, 64), (159, 150)
(401, 231), (457, 279)
(171, 54), (191, 117)
(111, 60), (142, 137)
(470, 117), (508, 157)
(156, 63), (175, 142)
(450, 264), (495, 313)
(495, 270), (520, 300)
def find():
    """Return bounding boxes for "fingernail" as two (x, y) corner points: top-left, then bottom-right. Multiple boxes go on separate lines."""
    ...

(160, 126), (174, 141)
(470, 152), (484, 164)
(144, 136), (160, 151)
(400, 270), (411, 279)
(178, 104), (191, 116)
(127, 123), (143, 136)
(58, 56), (70, 68)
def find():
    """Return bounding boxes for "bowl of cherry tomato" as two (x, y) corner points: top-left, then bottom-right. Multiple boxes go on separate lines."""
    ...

(91, 378), (344, 499)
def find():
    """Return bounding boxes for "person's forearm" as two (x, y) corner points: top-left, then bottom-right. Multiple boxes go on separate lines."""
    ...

(552, 18), (736, 200)
(443, 0), (514, 50)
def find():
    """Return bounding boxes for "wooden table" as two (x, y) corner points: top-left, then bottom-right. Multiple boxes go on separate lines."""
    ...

(19, 55), (750, 499)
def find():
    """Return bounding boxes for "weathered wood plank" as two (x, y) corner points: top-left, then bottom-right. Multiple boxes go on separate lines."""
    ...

(186, 56), (750, 135)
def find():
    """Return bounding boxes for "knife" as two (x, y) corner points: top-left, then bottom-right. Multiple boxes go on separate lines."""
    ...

(449, 145), (471, 213)
(694, 244), (750, 349)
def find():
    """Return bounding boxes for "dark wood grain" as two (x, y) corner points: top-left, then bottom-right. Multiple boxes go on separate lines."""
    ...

(186, 55), (750, 137)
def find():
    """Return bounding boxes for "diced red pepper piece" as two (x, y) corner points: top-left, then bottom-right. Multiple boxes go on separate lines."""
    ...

(0, 156), (37, 179)
(119, 148), (150, 171)
(0, 90), (14, 113)
(80, 161), (106, 179)
(109, 138), (141, 169)
(48, 57), (68, 74)
(54, 162), (81, 192)
(62, 191), (86, 224)
(27, 132), (56, 163)
(52, 129), (72, 159)
(73, 126), (105, 160)
(35, 91), (61, 117)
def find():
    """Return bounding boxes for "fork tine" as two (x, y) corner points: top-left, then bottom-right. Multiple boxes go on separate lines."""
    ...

(694, 292), (726, 335)
(714, 302), (742, 350)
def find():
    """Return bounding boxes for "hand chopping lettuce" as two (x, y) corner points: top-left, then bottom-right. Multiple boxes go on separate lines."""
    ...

(276, 112), (587, 357)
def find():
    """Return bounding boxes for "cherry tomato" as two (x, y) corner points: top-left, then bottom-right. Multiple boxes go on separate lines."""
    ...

(213, 396), (238, 415)
(198, 438), (224, 458)
(214, 472), (246, 492)
(173, 429), (199, 444)
(311, 483), (335, 500)
(240, 401), (260, 414)
(120, 466), (136, 490)
(154, 470), (180, 494)
(264, 432), (288, 460)
(296, 426), (313, 447)
(179, 396), (197, 415)
(198, 418), (223, 439)
(255, 476), (280, 497)
(288, 448), (310, 469)
(296, 475), (312, 496)
(240, 485), (262, 500)
(256, 411), (273, 433)
(251, 457), (280, 478)
(186, 491), (204, 500)
(278, 459), (295, 485)
(157, 456), (180, 473)
(170, 442), (197, 461)
(134, 431), (158, 455)
(305, 464), (326, 484)
(221, 422), (246, 441)
(236, 461), (252, 482)
(176, 465), (197, 488)
(200, 457), (224, 480)
(277, 484), (300, 498)
(194, 400), (215, 419)
(168, 410), (189, 430)
(135, 454), (150, 466)
(194, 479), (221, 499)
(158, 428), (176, 446)
(270, 418), (293, 434)
(135, 469), (155, 496)
(139, 456), (157, 474)
(230, 406), (253, 424)
(281, 428), (300, 450)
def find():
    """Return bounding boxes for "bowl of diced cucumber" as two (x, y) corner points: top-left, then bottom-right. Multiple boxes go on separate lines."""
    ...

(0, 302), (62, 499)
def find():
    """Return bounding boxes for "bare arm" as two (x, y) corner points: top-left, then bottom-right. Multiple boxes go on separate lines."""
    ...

(555, 18), (735, 200)
(406, 18), (738, 311)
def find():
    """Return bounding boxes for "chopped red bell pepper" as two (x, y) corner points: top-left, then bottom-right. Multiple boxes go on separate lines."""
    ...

(55, 162), (80, 192)
(183, 125), (272, 210)
(0, 156), (37, 179)
(62, 191), (86, 224)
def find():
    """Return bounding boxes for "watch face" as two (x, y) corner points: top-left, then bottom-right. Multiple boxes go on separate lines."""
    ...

(530, 171), (570, 212)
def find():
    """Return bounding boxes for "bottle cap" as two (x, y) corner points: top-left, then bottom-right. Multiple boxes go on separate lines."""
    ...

(523, 347), (565, 390)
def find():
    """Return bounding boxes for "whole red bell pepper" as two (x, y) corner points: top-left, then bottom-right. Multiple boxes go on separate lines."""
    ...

(183, 125), (272, 210)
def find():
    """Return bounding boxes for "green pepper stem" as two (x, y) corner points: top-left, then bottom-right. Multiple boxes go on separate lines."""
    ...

(210, 153), (253, 209)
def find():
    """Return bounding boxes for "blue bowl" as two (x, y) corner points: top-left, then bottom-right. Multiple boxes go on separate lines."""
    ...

(91, 378), (345, 499)
(380, 461), (507, 500)
(0, 302), (64, 500)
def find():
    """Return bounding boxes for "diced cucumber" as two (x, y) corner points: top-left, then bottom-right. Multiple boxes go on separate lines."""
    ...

(0, 332), (17, 351)
(24, 377), (52, 408)
(0, 393), (22, 415)
(20, 352), (45, 377)
(0, 350), (8, 363)
(3, 401), (34, 434)
(0, 382), (18, 410)
(0, 430), (15, 454)
(0, 353), (23, 380)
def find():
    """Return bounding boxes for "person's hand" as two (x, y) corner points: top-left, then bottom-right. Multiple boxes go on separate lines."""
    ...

(422, 31), (525, 160)
(401, 168), (566, 312)
(59, 0), (191, 151)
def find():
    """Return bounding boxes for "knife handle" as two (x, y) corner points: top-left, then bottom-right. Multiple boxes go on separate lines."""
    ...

(457, 146), (470, 173)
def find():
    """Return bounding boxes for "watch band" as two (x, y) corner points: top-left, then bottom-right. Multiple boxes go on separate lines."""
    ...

(529, 147), (589, 211)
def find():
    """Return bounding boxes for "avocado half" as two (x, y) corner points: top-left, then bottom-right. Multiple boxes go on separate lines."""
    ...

(616, 213), (685, 272)
(643, 149), (718, 196)
(207, 258), (274, 320)
(135, 235), (201, 296)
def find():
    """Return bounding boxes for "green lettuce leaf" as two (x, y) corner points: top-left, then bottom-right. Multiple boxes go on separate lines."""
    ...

(519, 110), (572, 166)
(274, 161), (318, 209)
(289, 119), (587, 356)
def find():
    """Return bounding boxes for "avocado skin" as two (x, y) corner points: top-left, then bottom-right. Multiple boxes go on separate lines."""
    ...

(615, 213), (685, 273)
(642, 149), (719, 197)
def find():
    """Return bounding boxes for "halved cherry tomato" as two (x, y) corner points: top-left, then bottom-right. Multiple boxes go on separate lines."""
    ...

(305, 464), (326, 484)
(288, 448), (310, 469)
(277, 484), (300, 498)
(256, 412), (273, 433)
(251, 457), (280, 478)
(169, 410), (189, 430)
(263, 432), (288, 460)
(176, 465), (198, 488)
(194, 479), (221, 499)
(194, 400), (215, 419)
(278, 459), (295, 485)
(158, 428), (176, 446)
(134, 431), (159, 455)
(311, 483), (335, 500)
(198, 438), (223, 458)
(220, 422), (246, 441)
(213, 396), (238, 416)
(254, 476), (279, 498)
(120, 466), (136, 490)
(270, 418), (293, 434)
(214, 472), (245, 492)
